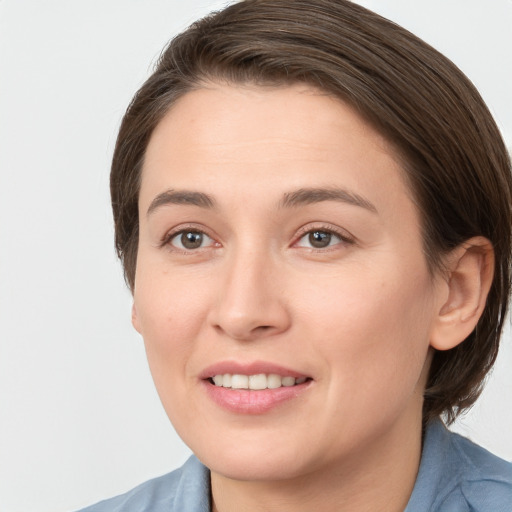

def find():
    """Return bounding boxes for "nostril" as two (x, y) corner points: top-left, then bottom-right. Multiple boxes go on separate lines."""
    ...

(209, 302), (291, 340)
(251, 325), (275, 336)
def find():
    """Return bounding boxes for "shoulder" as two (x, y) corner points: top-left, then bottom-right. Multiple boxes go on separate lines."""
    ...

(406, 420), (512, 512)
(76, 456), (210, 512)
(445, 429), (512, 510)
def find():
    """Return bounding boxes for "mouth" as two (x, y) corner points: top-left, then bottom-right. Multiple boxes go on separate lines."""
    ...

(201, 362), (313, 414)
(209, 373), (310, 390)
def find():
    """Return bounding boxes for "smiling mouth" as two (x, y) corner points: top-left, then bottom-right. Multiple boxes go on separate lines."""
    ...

(209, 373), (310, 390)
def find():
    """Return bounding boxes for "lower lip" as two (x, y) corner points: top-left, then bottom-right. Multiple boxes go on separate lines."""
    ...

(202, 380), (311, 414)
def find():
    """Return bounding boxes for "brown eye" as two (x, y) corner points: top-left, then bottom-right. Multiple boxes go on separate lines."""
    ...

(170, 230), (212, 250)
(308, 231), (333, 248)
(295, 228), (351, 250)
(181, 231), (203, 249)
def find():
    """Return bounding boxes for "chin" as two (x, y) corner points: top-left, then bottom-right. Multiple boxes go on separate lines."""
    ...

(203, 451), (310, 482)
(186, 431), (314, 482)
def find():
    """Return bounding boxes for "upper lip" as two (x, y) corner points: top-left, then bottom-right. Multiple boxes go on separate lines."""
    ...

(199, 360), (310, 380)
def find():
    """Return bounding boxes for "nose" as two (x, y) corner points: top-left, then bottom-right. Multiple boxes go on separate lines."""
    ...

(207, 247), (291, 342)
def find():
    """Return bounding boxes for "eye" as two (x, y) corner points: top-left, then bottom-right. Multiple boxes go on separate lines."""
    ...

(295, 228), (350, 249)
(169, 230), (214, 250)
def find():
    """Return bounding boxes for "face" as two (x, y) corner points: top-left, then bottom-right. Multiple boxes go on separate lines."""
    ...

(133, 83), (445, 482)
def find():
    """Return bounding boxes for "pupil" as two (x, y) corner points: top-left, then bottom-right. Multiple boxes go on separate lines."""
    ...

(181, 231), (203, 249)
(309, 231), (331, 248)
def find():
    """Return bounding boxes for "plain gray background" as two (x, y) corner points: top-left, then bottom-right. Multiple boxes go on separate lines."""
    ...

(0, 1), (511, 511)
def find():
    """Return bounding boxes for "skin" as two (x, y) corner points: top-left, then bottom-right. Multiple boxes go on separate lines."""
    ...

(132, 84), (493, 512)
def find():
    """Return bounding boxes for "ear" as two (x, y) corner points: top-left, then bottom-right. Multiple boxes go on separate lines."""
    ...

(131, 303), (142, 334)
(430, 236), (494, 351)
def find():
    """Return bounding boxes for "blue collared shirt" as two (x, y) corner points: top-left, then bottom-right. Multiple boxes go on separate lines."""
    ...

(77, 421), (512, 511)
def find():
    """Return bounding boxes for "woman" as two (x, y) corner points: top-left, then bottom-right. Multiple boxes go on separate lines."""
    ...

(80, 0), (512, 510)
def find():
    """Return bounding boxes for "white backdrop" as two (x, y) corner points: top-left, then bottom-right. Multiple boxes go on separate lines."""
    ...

(0, 1), (511, 511)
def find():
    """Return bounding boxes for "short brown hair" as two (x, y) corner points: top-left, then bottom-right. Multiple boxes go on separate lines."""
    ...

(110, 0), (512, 423)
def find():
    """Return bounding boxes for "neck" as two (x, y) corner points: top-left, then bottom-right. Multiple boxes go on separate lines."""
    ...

(210, 412), (423, 512)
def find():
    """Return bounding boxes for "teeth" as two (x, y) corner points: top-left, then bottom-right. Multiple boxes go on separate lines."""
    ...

(231, 374), (249, 389)
(211, 373), (308, 390)
(222, 374), (232, 388)
(281, 376), (296, 387)
(249, 374), (267, 390)
(267, 374), (282, 389)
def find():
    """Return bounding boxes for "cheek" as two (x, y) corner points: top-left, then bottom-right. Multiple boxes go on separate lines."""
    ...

(132, 271), (216, 432)
(298, 265), (434, 397)
(133, 269), (212, 379)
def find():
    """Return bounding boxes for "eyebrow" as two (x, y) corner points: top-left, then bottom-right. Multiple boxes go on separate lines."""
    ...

(146, 186), (377, 216)
(280, 187), (377, 213)
(147, 189), (216, 216)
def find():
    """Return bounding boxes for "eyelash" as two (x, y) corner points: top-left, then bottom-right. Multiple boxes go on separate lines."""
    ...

(294, 224), (355, 251)
(160, 223), (355, 253)
(160, 224), (218, 253)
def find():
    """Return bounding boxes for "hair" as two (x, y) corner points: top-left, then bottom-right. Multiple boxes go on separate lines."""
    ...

(110, 0), (512, 424)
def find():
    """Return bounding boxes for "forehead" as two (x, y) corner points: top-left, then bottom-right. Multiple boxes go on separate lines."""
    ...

(140, 83), (414, 217)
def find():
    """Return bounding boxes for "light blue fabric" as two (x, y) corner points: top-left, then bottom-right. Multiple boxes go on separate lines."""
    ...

(404, 421), (512, 511)
(77, 421), (512, 511)
(77, 456), (211, 512)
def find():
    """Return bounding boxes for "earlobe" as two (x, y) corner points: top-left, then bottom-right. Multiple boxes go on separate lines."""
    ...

(131, 303), (142, 334)
(430, 237), (494, 351)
